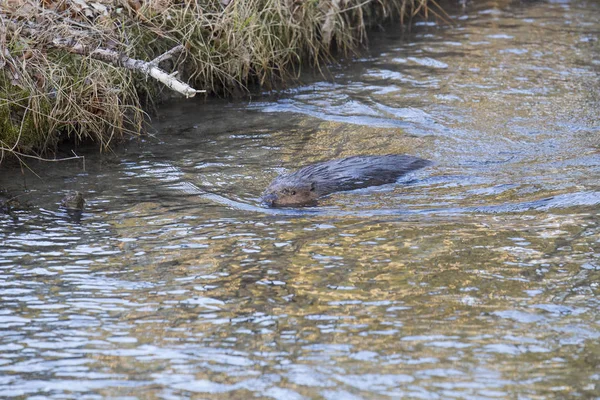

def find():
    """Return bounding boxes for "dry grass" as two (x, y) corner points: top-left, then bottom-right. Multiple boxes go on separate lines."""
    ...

(0, 0), (438, 164)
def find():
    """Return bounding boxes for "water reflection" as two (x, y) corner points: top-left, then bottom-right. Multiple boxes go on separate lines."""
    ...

(1, 0), (600, 397)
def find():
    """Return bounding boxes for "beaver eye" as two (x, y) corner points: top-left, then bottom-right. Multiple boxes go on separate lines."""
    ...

(290, 190), (296, 195)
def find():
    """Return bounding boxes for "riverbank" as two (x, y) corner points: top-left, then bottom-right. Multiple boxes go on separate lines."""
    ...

(0, 0), (441, 165)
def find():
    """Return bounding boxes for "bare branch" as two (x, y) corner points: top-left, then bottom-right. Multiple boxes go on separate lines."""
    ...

(52, 40), (204, 98)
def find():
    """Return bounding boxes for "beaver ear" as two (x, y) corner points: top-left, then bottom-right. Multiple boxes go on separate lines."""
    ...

(310, 182), (316, 192)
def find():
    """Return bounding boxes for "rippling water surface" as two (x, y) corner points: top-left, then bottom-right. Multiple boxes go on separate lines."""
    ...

(1, 0), (599, 398)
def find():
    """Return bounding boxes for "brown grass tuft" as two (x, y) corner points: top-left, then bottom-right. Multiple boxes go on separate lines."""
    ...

(0, 0), (435, 164)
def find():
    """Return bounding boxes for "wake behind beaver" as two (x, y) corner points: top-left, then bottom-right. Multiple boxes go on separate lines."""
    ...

(262, 154), (432, 207)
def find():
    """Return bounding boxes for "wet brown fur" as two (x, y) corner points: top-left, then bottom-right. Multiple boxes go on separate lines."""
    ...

(262, 154), (431, 207)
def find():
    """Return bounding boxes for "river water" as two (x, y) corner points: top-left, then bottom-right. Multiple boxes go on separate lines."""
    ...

(1, 0), (599, 398)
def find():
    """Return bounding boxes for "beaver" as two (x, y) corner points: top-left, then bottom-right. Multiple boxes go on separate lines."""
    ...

(261, 154), (431, 207)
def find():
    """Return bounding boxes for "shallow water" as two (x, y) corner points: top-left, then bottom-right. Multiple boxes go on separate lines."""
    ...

(1, 0), (600, 398)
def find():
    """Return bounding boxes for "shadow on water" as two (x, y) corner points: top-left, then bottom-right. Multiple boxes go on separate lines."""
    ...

(1, 0), (600, 398)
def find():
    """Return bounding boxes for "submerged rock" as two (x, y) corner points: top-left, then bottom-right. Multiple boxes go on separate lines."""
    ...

(60, 191), (85, 211)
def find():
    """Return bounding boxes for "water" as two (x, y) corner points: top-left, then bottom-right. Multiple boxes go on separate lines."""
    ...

(1, 0), (600, 398)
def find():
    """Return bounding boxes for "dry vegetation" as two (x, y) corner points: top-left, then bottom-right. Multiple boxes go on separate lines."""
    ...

(0, 0), (439, 164)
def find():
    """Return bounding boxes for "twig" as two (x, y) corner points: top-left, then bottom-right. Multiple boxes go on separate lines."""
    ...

(0, 145), (85, 164)
(52, 39), (204, 98)
(151, 44), (185, 65)
(72, 150), (85, 171)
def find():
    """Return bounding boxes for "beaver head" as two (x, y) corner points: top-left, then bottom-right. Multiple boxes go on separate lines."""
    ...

(261, 180), (318, 207)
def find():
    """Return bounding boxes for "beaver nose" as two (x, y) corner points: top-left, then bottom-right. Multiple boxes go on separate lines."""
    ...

(261, 193), (278, 207)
